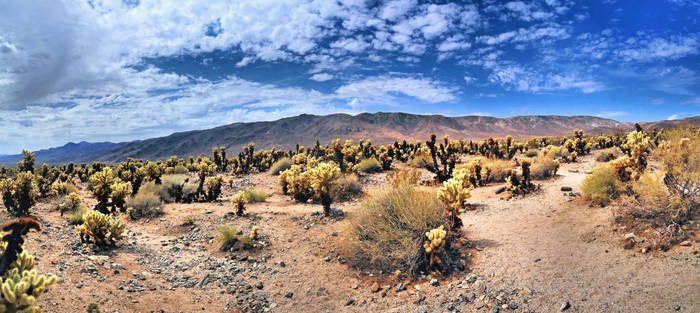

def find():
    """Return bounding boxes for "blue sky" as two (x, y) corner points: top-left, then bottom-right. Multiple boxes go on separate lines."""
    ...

(0, 0), (699, 154)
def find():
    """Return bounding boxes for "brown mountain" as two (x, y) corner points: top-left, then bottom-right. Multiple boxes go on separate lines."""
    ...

(93, 112), (665, 163)
(3, 113), (696, 165)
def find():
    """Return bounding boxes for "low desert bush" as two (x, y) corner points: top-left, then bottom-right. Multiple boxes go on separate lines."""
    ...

(70, 208), (87, 225)
(596, 149), (617, 162)
(525, 149), (539, 158)
(244, 189), (268, 203)
(356, 158), (382, 173)
(217, 225), (252, 251)
(342, 172), (458, 276)
(530, 156), (560, 180)
(160, 174), (188, 203)
(581, 165), (624, 206)
(231, 191), (248, 216)
(408, 154), (431, 168)
(55, 192), (83, 216)
(655, 127), (699, 223)
(51, 181), (78, 196)
(77, 210), (125, 247)
(269, 158), (293, 175)
(126, 187), (162, 220)
(332, 174), (364, 201)
(484, 159), (511, 183)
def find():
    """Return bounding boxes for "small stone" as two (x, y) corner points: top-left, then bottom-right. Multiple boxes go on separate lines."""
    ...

(395, 283), (406, 292)
(624, 233), (636, 241)
(418, 309), (427, 313)
(560, 301), (570, 311)
(623, 240), (635, 249)
(285, 292), (293, 298)
(491, 307), (499, 313)
(370, 282), (380, 293)
(560, 186), (572, 191)
(256, 282), (263, 289)
(430, 279), (439, 286)
(345, 299), (355, 306)
(352, 284), (358, 289)
(680, 241), (692, 246)
(675, 305), (681, 311)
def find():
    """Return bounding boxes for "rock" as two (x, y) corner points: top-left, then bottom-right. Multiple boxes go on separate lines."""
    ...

(624, 233), (636, 241)
(256, 282), (263, 289)
(495, 186), (506, 194)
(465, 275), (477, 284)
(430, 279), (439, 286)
(284, 292), (293, 298)
(418, 309), (427, 313)
(675, 305), (681, 311)
(491, 307), (499, 313)
(395, 283), (406, 292)
(623, 240), (635, 250)
(345, 299), (355, 306)
(560, 186), (572, 191)
(680, 241), (692, 246)
(370, 282), (380, 293)
(560, 301), (570, 311)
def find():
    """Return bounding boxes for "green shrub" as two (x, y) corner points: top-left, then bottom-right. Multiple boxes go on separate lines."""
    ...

(525, 149), (539, 157)
(269, 158), (293, 175)
(408, 154), (431, 168)
(51, 181), (78, 196)
(342, 173), (454, 276)
(356, 158), (382, 173)
(244, 189), (268, 203)
(530, 156), (560, 180)
(126, 190), (162, 220)
(70, 208), (87, 225)
(581, 165), (624, 206)
(596, 149), (617, 162)
(55, 192), (83, 216)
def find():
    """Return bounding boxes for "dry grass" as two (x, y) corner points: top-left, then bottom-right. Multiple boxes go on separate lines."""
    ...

(332, 173), (363, 201)
(217, 225), (252, 251)
(530, 156), (559, 180)
(581, 165), (624, 206)
(356, 158), (382, 173)
(269, 158), (293, 175)
(244, 189), (268, 203)
(485, 159), (512, 183)
(127, 188), (163, 219)
(342, 173), (454, 276)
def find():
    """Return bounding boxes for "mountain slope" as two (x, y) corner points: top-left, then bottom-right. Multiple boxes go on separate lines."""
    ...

(0, 141), (128, 166)
(97, 113), (629, 162)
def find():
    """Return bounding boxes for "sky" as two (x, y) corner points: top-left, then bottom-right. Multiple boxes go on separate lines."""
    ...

(0, 0), (699, 154)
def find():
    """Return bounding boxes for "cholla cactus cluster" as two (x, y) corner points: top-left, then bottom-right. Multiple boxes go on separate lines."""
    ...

(0, 235), (57, 313)
(0, 173), (39, 216)
(505, 158), (534, 195)
(438, 178), (471, 229)
(280, 162), (341, 216)
(308, 162), (341, 216)
(76, 210), (125, 248)
(230, 191), (248, 216)
(620, 131), (650, 172)
(453, 157), (491, 188)
(88, 168), (132, 214)
(423, 226), (447, 267)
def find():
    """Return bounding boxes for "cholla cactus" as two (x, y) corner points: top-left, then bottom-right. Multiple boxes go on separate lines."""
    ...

(76, 210), (125, 248)
(621, 131), (650, 172)
(0, 234), (57, 313)
(88, 168), (117, 214)
(0, 173), (39, 216)
(308, 162), (341, 216)
(58, 192), (83, 216)
(453, 157), (491, 188)
(610, 156), (635, 182)
(109, 182), (132, 213)
(437, 178), (471, 229)
(231, 191), (248, 216)
(423, 225), (447, 267)
(204, 174), (224, 201)
(249, 226), (260, 240)
(143, 161), (164, 184)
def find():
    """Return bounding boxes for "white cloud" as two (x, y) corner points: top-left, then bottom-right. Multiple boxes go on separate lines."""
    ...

(335, 76), (457, 104)
(596, 111), (628, 118)
(667, 113), (680, 120)
(310, 73), (333, 82)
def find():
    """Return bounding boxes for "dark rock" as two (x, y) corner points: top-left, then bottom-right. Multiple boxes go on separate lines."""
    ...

(560, 301), (570, 311)
(561, 186), (572, 191)
(285, 292), (293, 298)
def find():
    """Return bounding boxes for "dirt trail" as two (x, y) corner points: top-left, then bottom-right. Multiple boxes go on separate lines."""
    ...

(462, 157), (700, 312)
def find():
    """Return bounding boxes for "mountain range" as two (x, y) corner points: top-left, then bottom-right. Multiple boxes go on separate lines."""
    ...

(2, 113), (698, 165)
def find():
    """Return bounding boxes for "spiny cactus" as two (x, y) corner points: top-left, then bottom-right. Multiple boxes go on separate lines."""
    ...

(0, 173), (39, 217)
(0, 218), (57, 313)
(437, 178), (471, 229)
(204, 175), (224, 202)
(610, 156), (635, 182)
(423, 225), (447, 268)
(621, 131), (650, 172)
(16, 151), (35, 174)
(231, 191), (248, 216)
(76, 210), (125, 248)
(308, 162), (341, 216)
(453, 157), (491, 188)
(281, 165), (314, 203)
(426, 134), (457, 182)
(88, 168), (131, 214)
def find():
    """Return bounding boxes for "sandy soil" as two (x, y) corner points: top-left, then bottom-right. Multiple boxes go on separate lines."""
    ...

(5, 155), (699, 313)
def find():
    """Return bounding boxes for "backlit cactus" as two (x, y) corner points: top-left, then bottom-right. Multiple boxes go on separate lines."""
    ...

(610, 156), (635, 182)
(438, 178), (471, 229)
(0, 173), (39, 216)
(281, 165), (313, 202)
(231, 191), (248, 216)
(423, 225), (447, 267)
(88, 168), (131, 214)
(204, 174), (224, 201)
(308, 162), (341, 216)
(76, 210), (125, 248)
(621, 131), (650, 172)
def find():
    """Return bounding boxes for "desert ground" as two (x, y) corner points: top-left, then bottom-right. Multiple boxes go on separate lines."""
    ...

(9, 154), (699, 313)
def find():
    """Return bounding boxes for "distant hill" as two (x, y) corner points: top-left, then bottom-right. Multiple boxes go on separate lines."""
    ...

(3, 113), (698, 165)
(0, 141), (128, 166)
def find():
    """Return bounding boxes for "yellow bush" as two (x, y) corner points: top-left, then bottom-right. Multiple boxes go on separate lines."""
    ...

(231, 191), (248, 216)
(437, 178), (471, 229)
(76, 210), (125, 247)
(309, 162), (341, 216)
(581, 165), (624, 206)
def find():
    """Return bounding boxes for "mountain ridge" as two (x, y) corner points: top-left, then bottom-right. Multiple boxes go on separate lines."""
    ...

(2, 113), (698, 165)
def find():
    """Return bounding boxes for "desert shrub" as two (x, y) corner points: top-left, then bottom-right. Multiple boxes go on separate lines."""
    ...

(51, 181), (78, 196)
(77, 210), (126, 247)
(70, 208), (87, 225)
(542, 145), (566, 160)
(530, 155), (560, 180)
(171, 164), (189, 174)
(244, 189), (268, 203)
(55, 192), (83, 216)
(356, 158), (382, 173)
(308, 162), (341, 216)
(126, 190), (162, 220)
(0, 222), (57, 312)
(160, 174), (188, 203)
(269, 158), (293, 175)
(0, 172), (39, 216)
(484, 159), (511, 183)
(656, 128), (699, 223)
(342, 173), (456, 276)
(281, 165), (313, 202)
(525, 149), (539, 157)
(408, 153), (432, 168)
(217, 225), (252, 251)
(231, 191), (248, 216)
(332, 174), (363, 201)
(596, 149), (617, 162)
(581, 165), (624, 206)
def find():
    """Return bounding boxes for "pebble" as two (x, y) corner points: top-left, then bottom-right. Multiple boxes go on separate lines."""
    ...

(370, 282), (380, 293)
(285, 292), (294, 298)
(429, 279), (439, 286)
(680, 241), (692, 246)
(560, 301), (570, 311)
